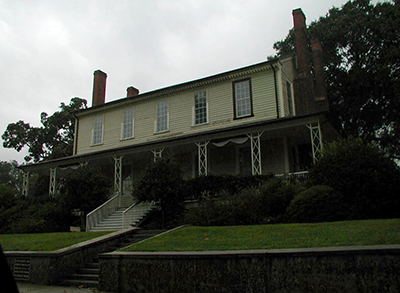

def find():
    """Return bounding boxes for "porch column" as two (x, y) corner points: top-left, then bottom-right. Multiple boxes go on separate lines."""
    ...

(307, 122), (323, 163)
(151, 148), (164, 162)
(195, 141), (209, 176)
(114, 155), (123, 201)
(247, 132), (263, 175)
(49, 167), (57, 196)
(22, 172), (30, 197)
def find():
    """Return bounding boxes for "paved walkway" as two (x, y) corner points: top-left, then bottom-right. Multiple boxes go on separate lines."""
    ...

(17, 283), (113, 293)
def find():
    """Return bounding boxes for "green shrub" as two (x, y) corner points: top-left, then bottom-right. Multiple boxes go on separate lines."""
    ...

(184, 180), (300, 226)
(309, 137), (400, 219)
(284, 185), (350, 223)
(185, 174), (273, 200)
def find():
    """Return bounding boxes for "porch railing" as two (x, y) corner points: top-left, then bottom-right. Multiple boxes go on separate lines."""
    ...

(275, 171), (309, 183)
(86, 193), (119, 232)
(122, 201), (157, 229)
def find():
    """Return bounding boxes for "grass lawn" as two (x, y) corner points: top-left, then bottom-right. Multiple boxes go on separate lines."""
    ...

(121, 218), (400, 252)
(0, 231), (112, 251)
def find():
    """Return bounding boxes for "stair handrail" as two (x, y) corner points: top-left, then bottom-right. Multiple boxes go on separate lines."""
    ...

(122, 201), (156, 229)
(122, 201), (139, 229)
(86, 193), (119, 232)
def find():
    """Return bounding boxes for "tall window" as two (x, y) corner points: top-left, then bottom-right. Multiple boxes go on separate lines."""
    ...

(156, 100), (168, 132)
(92, 116), (104, 145)
(194, 91), (208, 125)
(233, 79), (252, 118)
(287, 80), (295, 116)
(122, 108), (134, 139)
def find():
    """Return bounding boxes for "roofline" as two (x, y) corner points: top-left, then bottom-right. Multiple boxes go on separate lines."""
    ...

(74, 58), (287, 117)
(19, 112), (328, 172)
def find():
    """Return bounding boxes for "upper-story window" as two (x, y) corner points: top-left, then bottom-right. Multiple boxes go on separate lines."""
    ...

(121, 108), (134, 139)
(194, 91), (208, 125)
(287, 80), (295, 116)
(92, 115), (104, 145)
(233, 79), (253, 118)
(156, 100), (169, 133)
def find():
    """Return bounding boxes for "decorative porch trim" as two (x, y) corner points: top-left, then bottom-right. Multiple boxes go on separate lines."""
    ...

(113, 155), (124, 199)
(151, 148), (164, 162)
(307, 122), (323, 163)
(22, 172), (30, 197)
(195, 141), (210, 176)
(247, 132), (263, 175)
(49, 168), (57, 197)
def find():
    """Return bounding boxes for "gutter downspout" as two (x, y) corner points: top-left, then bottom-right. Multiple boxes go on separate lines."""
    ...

(271, 64), (280, 119)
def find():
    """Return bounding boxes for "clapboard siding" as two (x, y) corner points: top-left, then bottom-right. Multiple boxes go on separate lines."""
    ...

(76, 68), (280, 155)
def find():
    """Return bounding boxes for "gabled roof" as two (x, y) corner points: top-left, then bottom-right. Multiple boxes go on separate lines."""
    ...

(74, 57), (289, 117)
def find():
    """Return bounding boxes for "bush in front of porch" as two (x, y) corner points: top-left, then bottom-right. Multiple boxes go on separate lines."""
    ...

(308, 136), (400, 220)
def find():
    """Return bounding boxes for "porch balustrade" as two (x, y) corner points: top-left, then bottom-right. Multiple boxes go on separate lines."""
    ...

(275, 171), (309, 183)
(86, 193), (119, 232)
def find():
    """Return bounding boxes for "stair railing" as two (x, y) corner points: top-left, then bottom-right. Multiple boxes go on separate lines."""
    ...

(86, 193), (119, 232)
(122, 201), (156, 229)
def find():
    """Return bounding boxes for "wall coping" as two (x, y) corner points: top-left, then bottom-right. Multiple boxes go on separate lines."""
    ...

(100, 244), (400, 259)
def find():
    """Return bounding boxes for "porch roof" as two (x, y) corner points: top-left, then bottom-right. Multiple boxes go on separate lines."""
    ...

(19, 112), (333, 173)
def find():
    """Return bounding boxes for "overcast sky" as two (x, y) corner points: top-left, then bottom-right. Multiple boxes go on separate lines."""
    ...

(0, 0), (379, 164)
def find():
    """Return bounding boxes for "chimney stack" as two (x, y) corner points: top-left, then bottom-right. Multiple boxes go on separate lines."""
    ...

(127, 86), (139, 97)
(311, 39), (327, 101)
(92, 70), (107, 107)
(293, 9), (311, 77)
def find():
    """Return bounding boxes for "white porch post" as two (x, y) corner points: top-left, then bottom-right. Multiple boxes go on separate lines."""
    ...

(195, 141), (209, 176)
(22, 172), (30, 197)
(307, 122), (323, 163)
(151, 148), (164, 162)
(49, 167), (57, 196)
(247, 132), (263, 175)
(114, 155), (123, 206)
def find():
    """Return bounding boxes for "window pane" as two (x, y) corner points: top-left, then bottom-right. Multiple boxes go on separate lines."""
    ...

(123, 109), (134, 139)
(157, 100), (168, 132)
(93, 116), (103, 145)
(235, 80), (251, 117)
(194, 91), (207, 125)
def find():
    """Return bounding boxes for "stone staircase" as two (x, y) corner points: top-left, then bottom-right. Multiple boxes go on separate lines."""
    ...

(59, 229), (167, 288)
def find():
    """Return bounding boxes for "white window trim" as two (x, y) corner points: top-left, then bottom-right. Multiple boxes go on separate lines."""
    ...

(91, 115), (104, 146)
(121, 108), (135, 140)
(234, 79), (252, 119)
(192, 90), (209, 126)
(154, 100), (169, 134)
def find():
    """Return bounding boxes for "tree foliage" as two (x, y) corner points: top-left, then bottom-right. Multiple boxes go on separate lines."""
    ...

(274, 0), (400, 158)
(0, 161), (22, 191)
(2, 97), (87, 163)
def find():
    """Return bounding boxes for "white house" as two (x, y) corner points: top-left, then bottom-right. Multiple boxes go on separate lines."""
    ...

(20, 8), (339, 230)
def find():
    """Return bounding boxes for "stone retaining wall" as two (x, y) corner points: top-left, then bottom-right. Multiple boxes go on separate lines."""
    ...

(5, 228), (137, 285)
(99, 245), (400, 292)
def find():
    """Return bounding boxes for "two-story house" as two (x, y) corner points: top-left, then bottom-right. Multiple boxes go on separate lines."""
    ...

(20, 8), (339, 231)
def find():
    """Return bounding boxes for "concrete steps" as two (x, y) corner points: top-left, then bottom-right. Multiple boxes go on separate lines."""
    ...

(90, 208), (126, 231)
(58, 229), (167, 288)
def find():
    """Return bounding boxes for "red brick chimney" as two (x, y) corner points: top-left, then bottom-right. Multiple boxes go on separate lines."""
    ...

(127, 86), (139, 97)
(92, 70), (107, 107)
(293, 8), (311, 77)
(311, 38), (327, 101)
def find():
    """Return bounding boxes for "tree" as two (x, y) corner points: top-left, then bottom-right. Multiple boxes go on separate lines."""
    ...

(0, 161), (22, 191)
(308, 137), (400, 219)
(2, 97), (87, 163)
(274, 0), (400, 159)
(60, 165), (112, 227)
(133, 159), (185, 227)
